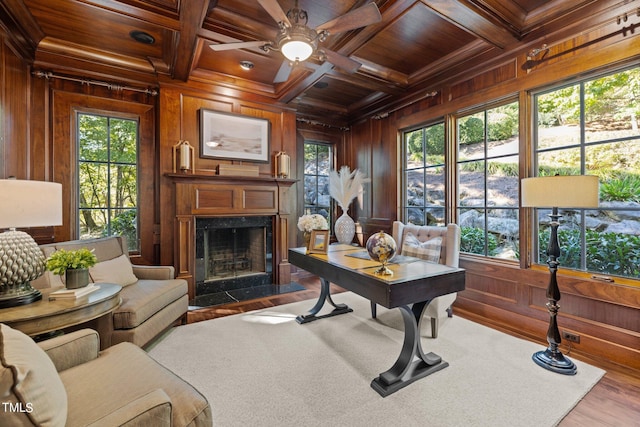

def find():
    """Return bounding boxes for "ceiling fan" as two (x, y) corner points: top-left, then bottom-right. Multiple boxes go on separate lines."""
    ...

(210, 0), (382, 83)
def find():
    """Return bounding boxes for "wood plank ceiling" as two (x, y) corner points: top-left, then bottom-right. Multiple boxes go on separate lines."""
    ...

(1, 0), (628, 125)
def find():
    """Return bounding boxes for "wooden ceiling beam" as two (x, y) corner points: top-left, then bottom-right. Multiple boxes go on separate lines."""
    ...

(419, 0), (519, 48)
(172, 0), (210, 81)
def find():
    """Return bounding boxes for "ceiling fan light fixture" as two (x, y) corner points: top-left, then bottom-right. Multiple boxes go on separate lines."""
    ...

(281, 39), (313, 62)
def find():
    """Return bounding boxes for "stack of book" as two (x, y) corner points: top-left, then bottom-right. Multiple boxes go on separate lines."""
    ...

(49, 283), (100, 300)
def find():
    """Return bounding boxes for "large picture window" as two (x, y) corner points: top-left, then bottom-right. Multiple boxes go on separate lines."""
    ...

(457, 101), (520, 260)
(534, 68), (640, 279)
(77, 113), (139, 251)
(402, 122), (446, 225)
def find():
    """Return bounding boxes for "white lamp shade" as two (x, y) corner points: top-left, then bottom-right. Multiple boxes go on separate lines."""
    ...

(0, 179), (63, 228)
(281, 40), (313, 62)
(521, 175), (599, 208)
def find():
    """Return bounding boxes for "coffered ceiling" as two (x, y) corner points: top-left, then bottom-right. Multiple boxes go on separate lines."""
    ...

(1, 0), (629, 124)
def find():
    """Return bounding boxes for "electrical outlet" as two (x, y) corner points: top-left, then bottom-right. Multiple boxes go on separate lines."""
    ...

(562, 331), (580, 343)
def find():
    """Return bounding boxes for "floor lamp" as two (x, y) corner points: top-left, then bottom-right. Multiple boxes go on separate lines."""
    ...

(0, 179), (62, 308)
(521, 175), (599, 375)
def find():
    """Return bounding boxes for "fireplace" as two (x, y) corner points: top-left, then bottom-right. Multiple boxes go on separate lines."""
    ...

(193, 216), (273, 307)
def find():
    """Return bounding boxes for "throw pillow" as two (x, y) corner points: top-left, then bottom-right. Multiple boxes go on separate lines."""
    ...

(89, 254), (138, 287)
(0, 323), (68, 426)
(401, 232), (443, 263)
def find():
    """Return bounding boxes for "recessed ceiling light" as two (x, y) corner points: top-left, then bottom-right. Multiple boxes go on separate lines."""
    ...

(240, 61), (254, 70)
(129, 30), (155, 45)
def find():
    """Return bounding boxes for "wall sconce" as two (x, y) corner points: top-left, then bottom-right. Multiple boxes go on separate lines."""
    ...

(275, 151), (290, 178)
(172, 140), (195, 173)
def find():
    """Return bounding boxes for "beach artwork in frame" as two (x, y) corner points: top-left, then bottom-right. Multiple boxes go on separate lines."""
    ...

(200, 109), (270, 162)
(308, 229), (330, 254)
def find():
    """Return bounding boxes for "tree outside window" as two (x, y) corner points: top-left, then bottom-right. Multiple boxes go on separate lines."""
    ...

(77, 113), (139, 251)
(303, 142), (332, 225)
(534, 67), (640, 279)
(457, 101), (520, 260)
(403, 122), (445, 226)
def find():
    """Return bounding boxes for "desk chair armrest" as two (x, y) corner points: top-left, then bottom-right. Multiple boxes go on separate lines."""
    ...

(38, 329), (100, 372)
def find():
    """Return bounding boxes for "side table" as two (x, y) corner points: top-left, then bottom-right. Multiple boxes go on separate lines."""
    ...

(0, 283), (122, 349)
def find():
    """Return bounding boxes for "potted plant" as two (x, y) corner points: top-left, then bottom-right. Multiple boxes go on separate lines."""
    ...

(45, 248), (98, 289)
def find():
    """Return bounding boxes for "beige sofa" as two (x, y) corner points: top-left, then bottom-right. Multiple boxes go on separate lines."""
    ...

(32, 236), (188, 348)
(0, 324), (212, 426)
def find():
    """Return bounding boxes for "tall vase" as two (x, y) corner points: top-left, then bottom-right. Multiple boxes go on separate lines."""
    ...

(335, 211), (356, 245)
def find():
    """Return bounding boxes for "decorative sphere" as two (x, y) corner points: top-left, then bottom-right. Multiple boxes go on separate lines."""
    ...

(366, 231), (397, 264)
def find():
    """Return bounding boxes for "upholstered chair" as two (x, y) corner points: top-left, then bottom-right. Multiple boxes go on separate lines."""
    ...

(371, 221), (461, 338)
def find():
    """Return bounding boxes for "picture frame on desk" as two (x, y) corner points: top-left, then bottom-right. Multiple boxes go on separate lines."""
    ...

(199, 109), (270, 163)
(308, 230), (329, 254)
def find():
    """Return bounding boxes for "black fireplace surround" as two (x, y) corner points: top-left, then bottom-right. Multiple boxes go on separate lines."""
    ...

(193, 216), (274, 307)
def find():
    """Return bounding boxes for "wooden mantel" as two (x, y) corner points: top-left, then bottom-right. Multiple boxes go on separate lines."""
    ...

(167, 173), (297, 300)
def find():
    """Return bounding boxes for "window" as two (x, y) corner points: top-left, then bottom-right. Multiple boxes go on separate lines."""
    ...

(303, 142), (332, 224)
(457, 101), (520, 259)
(402, 122), (446, 225)
(77, 113), (139, 251)
(534, 67), (640, 278)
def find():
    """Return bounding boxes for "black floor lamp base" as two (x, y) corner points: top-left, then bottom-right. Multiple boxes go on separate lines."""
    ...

(532, 349), (577, 375)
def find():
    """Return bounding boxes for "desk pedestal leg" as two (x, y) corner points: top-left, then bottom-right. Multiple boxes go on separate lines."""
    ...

(296, 278), (353, 324)
(371, 301), (448, 397)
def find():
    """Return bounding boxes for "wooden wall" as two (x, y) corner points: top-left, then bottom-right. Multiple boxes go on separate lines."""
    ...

(1, 13), (638, 370)
(346, 22), (640, 369)
(156, 81), (298, 286)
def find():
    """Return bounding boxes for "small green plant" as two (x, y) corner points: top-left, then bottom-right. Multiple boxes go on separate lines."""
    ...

(461, 227), (498, 256)
(45, 248), (98, 276)
(600, 174), (640, 202)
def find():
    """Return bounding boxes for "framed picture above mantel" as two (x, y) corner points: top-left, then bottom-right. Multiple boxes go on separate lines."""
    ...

(199, 109), (270, 163)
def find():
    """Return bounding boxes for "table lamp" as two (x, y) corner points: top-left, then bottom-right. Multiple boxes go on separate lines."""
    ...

(0, 179), (63, 308)
(521, 174), (599, 375)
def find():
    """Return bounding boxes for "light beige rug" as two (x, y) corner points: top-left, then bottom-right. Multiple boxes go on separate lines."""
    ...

(148, 292), (605, 427)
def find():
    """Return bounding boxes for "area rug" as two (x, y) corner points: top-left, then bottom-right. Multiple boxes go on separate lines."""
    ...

(148, 292), (605, 427)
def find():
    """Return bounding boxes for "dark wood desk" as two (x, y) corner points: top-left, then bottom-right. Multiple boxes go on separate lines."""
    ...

(289, 244), (465, 397)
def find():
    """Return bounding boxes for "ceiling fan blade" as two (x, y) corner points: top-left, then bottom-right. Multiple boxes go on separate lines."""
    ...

(209, 40), (270, 51)
(257, 0), (291, 27)
(274, 60), (292, 83)
(316, 3), (381, 35)
(322, 49), (361, 74)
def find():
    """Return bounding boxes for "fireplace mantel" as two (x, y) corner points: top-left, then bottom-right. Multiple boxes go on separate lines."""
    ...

(168, 174), (296, 300)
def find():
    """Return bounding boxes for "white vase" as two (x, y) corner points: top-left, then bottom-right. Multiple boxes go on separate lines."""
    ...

(335, 211), (355, 245)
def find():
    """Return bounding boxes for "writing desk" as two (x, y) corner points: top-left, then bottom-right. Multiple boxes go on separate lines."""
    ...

(289, 244), (465, 397)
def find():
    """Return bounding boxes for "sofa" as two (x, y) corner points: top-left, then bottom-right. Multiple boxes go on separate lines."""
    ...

(32, 236), (188, 349)
(0, 324), (212, 426)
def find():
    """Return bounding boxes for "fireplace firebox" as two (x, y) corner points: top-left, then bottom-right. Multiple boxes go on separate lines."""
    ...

(193, 216), (273, 307)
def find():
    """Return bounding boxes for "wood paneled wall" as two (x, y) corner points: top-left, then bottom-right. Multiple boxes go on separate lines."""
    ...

(157, 84), (298, 290)
(344, 26), (640, 369)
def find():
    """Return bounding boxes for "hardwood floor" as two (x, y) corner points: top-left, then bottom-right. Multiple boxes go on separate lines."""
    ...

(187, 277), (640, 426)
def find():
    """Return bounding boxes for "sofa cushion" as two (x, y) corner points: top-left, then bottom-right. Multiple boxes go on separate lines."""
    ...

(401, 232), (443, 263)
(0, 323), (68, 426)
(113, 279), (188, 329)
(53, 237), (124, 263)
(90, 254), (138, 287)
(59, 342), (211, 427)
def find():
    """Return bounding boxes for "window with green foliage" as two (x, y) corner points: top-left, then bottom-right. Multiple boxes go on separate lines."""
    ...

(77, 113), (139, 251)
(534, 67), (640, 279)
(403, 122), (446, 225)
(457, 101), (520, 259)
(303, 142), (332, 225)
